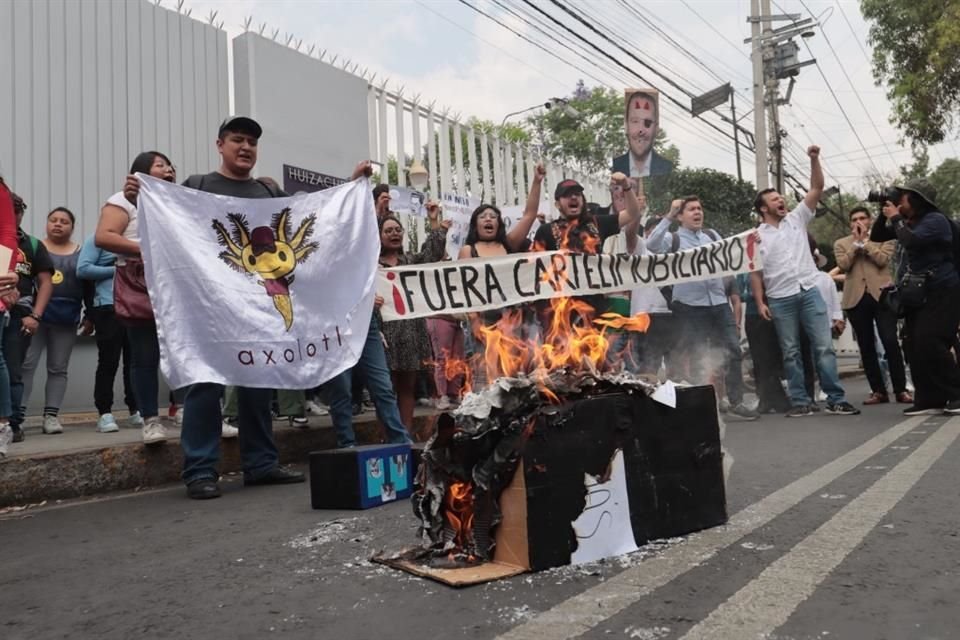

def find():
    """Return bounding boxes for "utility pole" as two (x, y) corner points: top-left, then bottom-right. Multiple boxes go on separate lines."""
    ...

(747, 2), (817, 193)
(750, 0), (769, 190)
(761, 0), (784, 193)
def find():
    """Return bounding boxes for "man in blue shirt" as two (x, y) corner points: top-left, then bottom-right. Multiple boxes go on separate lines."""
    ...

(647, 196), (758, 419)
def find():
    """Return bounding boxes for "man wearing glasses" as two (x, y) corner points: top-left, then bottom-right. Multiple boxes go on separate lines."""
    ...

(834, 206), (912, 406)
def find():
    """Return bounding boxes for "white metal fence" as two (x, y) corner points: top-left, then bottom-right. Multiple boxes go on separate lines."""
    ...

(366, 85), (606, 210)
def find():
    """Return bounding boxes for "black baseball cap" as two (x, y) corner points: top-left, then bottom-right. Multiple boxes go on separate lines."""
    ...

(554, 179), (584, 200)
(218, 116), (262, 139)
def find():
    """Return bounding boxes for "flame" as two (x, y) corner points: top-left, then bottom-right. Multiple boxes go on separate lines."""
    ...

(444, 481), (475, 551)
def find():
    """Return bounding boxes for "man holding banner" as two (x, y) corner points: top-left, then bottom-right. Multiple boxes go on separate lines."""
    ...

(647, 197), (758, 420)
(128, 116), (382, 499)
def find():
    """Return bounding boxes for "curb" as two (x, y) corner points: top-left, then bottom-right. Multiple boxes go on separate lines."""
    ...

(0, 413), (439, 509)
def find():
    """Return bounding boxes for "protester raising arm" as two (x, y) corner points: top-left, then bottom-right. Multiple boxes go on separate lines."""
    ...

(505, 163), (546, 252)
(802, 145), (824, 213)
(614, 172), (647, 229)
(645, 199), (683, 253)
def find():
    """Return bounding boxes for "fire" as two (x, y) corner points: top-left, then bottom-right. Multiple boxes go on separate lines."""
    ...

(437, 232), (651, 403)
(444, 481), (475, 551)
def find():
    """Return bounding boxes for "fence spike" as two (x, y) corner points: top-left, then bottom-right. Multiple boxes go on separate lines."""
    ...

(285, 33), (294, 46)
(176, 0), (185, 12)
(329, 54), (339, 66)
(258, 22), (266, 35)
(307, 44), (316, 56)
(242, 16), (252, 30)
(271, 28), (280, 41)
(207, 9), (218, 25)
(217, 20), (224, 29)
(184, 8), (191, 17)
(367, 72), (377, 85)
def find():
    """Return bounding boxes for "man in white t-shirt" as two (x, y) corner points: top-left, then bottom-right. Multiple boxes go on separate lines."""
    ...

(750, 145), (859, 418)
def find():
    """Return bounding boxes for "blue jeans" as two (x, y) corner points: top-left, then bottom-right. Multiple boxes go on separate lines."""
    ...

(0, 313), (13, 418)
(126, 323), (160, 419)
(768, 288), (846, 407)
(4, 314), (28, 427)
(321, 314), (411, 448)
(181, 383), (278, 484)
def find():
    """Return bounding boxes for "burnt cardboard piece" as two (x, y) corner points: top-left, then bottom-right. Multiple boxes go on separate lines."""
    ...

(381, 385), (726, 585)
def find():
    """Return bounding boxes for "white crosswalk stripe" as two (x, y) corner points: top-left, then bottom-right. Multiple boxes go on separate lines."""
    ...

(681, 417), (960, 639)
(495, 416), (930, 640)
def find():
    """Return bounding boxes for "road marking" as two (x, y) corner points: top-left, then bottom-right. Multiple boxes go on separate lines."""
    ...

(495, 416), (931, 640)
(681, 417), (960, 639)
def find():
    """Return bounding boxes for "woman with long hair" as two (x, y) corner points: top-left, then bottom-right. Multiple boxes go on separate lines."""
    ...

(20, 207), (86, 435)
(0, 176), (23, 455)
(95, 151), (180, 444)
(457, 163), (544, 260)
(378, 207), (449, 430)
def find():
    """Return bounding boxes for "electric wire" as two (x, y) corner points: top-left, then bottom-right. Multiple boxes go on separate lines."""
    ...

(797, 0), (899, 168)
(465, 0), (746, 158)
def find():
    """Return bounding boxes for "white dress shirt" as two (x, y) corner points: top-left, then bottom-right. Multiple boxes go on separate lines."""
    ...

(757, 201), (820, 299)
(629, 152), (652, 178)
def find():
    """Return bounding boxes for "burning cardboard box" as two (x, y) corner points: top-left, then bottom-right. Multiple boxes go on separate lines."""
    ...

(375, 373), (727, 586)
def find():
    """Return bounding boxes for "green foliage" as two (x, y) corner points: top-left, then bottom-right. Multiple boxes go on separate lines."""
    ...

(861, 0), (960, 144)
(646, 167), (756, 236)
(528, 83), (679, 173)
(928, 157), (960, 215)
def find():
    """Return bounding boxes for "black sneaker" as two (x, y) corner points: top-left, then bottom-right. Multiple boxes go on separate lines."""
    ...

(826, 401), (861, 416)
(902, 405), (942, 416)
(809, 404), (822, 413)
(943, 400), (960, 415)
(12, 428), (24, 443)
(785, 405), (814, 418)
(244, 466), (305, 486)
(186, 479), (221, 500)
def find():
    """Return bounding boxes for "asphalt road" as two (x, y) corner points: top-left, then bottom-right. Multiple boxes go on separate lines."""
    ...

(2, 376), (958, 640)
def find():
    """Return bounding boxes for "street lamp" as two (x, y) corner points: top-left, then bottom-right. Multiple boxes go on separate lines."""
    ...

(407, 158), (429, 190)
(500, 97), (579, 127)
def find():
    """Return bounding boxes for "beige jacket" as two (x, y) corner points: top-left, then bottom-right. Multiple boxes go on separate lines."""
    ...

(833, 234), (895, 309)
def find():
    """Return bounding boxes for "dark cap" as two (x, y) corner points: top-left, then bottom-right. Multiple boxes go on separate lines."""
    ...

(250, 226), (277, 255)
(554, 179), (584, 200)
(893, 178), (938, 209)
(218, 116), (263, 139)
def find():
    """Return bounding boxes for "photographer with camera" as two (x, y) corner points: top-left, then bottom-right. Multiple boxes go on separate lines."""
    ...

(870, 179), (960, 415)
(834, 205), (911, 406)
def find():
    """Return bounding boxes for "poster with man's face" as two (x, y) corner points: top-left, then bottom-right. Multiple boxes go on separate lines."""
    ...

(613, 89), (673, 181)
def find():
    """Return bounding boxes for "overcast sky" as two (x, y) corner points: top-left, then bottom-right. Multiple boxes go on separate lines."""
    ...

(182, 0), (958, 194)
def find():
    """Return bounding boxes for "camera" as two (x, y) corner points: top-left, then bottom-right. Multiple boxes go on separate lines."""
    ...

(867, 186), (902, 204)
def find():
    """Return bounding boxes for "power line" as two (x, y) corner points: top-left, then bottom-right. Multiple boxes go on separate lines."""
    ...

(835, 1), (871, 65)
(680, 0), (752, 62)
(797, 0), (899, 168)
(522, 0), (752, 153)
(474, 0), (746, 157)
(770, 0), (882, 177)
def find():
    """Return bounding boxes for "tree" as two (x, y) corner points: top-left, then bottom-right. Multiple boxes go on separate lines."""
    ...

(646, 168), (755, 236)
(528, 82), (679, 173)
(929, 157), (960, 215)
(861, 0), (960, 144)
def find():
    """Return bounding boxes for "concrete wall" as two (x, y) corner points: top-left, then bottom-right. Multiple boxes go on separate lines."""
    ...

(232, 32), (371, 184)
(0, 0), (226, 413)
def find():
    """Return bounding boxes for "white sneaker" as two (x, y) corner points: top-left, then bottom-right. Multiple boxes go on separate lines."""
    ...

(97, 413), (120, 433)
(142, 419), (168, 445)
(436, 396), (452, 411)
(0, 424), (12, 457)
(42, 415), (64, 434)
(128, 411), (145, 428)
(221, 420), (239, 439)
(305, 400), (329, 416)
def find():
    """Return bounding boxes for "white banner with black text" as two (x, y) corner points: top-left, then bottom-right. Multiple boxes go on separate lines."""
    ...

(377, 231), (761, 321)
